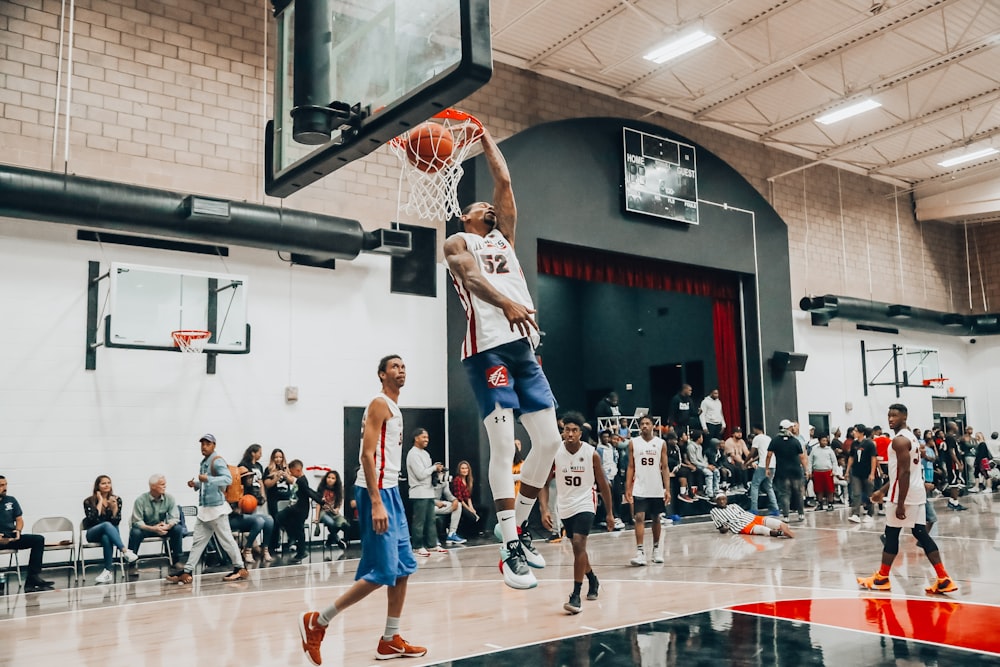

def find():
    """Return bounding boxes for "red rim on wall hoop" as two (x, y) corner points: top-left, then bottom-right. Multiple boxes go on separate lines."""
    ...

(171, 330), (212, 353)
(389, 108), (485, 221)
(921, 377), (948, 389)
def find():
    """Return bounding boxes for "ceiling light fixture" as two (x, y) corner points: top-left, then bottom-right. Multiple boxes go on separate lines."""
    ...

(815, 99), (882, 125)
(644, 30), (716, 65)
(937, 147), (999, 168)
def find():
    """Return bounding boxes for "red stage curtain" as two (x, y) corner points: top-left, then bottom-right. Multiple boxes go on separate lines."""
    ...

(537, 240), (743, 432)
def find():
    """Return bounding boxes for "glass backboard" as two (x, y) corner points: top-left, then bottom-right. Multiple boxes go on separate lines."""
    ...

(265, 0), (492, 198)
(107, 263), (249, 352)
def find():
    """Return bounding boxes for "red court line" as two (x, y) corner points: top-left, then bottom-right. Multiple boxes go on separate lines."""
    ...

(730, 598), (999, 655)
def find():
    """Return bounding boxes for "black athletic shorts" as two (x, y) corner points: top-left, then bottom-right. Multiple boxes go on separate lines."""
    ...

(562, 512), (595, 539)
(632, 497), (665, 517)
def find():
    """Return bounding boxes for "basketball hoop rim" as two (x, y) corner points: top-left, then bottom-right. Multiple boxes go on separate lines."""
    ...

(388, 108), (484, 149)
(171, 329), (212, 352)
(921, 377), (947, 387)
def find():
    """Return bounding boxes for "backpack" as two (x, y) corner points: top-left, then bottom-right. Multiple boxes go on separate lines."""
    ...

(209, 455), (244, 503)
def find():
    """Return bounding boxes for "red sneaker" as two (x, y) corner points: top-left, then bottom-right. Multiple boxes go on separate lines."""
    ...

(376, 634), (427, 660)
(299, 611), (326, 666)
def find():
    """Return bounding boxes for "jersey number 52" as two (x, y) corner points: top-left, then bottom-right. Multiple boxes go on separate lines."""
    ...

(481, 254), (510, 274)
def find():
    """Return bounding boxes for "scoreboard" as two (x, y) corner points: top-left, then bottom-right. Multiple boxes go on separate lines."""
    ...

(623, 127), (699, 224)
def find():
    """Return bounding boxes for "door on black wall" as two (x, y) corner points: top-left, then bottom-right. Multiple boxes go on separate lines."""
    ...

(650, 361), (704, 422)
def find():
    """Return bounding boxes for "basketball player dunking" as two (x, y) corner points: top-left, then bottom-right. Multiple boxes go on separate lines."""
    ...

(299, 355), (426, 665)
(444, 127), (563, 590)
(857, 403), (958, 595)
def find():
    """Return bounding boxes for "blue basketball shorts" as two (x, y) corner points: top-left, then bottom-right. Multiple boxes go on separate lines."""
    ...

(354, 485), (417, 586)
(462, 339), (557, 419)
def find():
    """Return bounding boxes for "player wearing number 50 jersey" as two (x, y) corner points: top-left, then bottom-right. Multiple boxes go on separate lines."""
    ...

(444, 126), (563, 591)
(538, 412), (614, 615)
(625, 415), (671, 567)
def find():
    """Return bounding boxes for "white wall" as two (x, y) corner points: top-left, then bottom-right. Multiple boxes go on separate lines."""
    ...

(0, 216), (449, 529)
(792, 311), (999, 437)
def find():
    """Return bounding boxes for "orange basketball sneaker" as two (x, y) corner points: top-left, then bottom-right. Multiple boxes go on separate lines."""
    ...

(925, 577), (958, 594)
(857, 572), (891, 591)
(299, 611), (326, 666)
(376, 634), (427, 660)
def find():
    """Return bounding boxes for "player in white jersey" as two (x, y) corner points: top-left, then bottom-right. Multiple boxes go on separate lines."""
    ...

(858, 403), (958, 595)
(538, 412), (614, 614)
(300, 355), (426, 665)
(625, 415), (671, 566)
(444, 126), (563, 590)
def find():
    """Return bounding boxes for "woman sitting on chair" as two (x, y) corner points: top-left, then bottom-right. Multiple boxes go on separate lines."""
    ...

(230, 444), (275, 563)
(314, 470), (349, 551)
(451, 461), (481, 535)
(83, 475), (139, 583)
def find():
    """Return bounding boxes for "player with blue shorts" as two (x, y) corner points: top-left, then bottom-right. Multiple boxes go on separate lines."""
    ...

(299, 355), (426, 665)
(444, 126), (563, 590)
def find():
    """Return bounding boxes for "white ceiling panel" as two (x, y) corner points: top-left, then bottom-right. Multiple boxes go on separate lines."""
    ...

(488, 0), (1000, 188)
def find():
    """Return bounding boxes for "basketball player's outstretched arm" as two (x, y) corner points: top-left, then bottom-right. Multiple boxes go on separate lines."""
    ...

(479, 129), (517, 246)
(444, 237), (539, 337)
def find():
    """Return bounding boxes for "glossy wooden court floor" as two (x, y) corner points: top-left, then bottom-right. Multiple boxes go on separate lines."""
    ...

(2, 494), (999, 666)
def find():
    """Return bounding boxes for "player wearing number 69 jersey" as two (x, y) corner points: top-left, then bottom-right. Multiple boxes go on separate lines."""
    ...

(539, 412), (614, 615)
(625, 415), (671, 567)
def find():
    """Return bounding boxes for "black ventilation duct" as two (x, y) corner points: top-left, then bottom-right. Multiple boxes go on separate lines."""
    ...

(799, 295), (1000, 336)
(0, 165), (409, 260)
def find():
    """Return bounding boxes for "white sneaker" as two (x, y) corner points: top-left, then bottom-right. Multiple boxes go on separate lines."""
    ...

(123, 550), (139, 564)
(660, 516), (673, 526)
(849, 515), (861, 523)
(413, 547), (430, 557)
(517, 525), (546, 569)
(652, 546), (664, 563)
(630, 549), (646, 566)
(94, 569), (113, 584)
(613, 518), (625, 530)
(862, 515), (875, 525)
(500, 543), (538, 590)
(433, 544), (449, 553)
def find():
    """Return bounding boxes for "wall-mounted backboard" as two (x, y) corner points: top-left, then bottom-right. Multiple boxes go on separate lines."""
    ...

(264, 0), (492, 197)
(106, 262), (249, 352)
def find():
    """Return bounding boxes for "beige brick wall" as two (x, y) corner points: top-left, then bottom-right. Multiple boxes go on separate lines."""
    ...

(0, 0), (971, 311)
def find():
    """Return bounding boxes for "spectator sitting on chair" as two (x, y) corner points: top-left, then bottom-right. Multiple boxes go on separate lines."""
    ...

(710, 494), (794, 538)
(723, 427), (751, 488)
(230, 443), (275, 564)
(451, 461), (481, 535)
(128, 474), (183, 574)
(708, 438), (736, 491)
(83, 474), (139, 584)
(686, 431), (721, 498)
(0, 475), (54, 592)
(278, 459), (323, 562)
(315, 470), (350, 551)
(263, 448), (292, 554)
(432, 468), (465, 545)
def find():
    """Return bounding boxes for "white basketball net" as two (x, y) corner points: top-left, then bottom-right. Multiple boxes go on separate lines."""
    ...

(172, 330), (211, 354)
(390, 109), (484, 221)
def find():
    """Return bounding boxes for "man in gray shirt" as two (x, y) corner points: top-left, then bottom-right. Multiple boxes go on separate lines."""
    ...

(686, 430), (721, 498)
(406, 428), (444, 556)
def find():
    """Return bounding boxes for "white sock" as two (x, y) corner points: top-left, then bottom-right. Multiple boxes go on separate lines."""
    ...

(383, 616), (400, 641)
(497, 509), (517, 544)
(514, 494), (535, 527)
(318, 603), (339, 626)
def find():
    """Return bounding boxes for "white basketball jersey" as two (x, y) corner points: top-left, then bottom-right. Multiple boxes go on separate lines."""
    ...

(631, 436), (665, 498)
(355, 393), (403, 490)
(888, 428), (926, 505)
(448, 229), (541, 359)
(555, 442), (597, 519)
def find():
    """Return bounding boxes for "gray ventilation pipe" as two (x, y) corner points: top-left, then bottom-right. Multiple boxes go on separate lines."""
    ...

(800, 294), (1000, 336)
(0, 164), (386, 259)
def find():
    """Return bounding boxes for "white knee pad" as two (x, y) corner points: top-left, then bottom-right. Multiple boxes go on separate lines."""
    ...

(484, 405), (516, 501)
(518, 407), (563, 489)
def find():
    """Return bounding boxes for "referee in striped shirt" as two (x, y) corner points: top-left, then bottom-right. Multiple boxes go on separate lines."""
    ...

(710, 495), (795, 538)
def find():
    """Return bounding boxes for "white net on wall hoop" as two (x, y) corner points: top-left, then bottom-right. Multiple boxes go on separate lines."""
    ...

(389, 108), (484, 221)
(172, 330), (212, 354)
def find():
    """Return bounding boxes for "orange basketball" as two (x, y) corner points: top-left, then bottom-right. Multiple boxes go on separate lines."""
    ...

(405, 122), (454, 173)
(239, 495), (257, 514)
